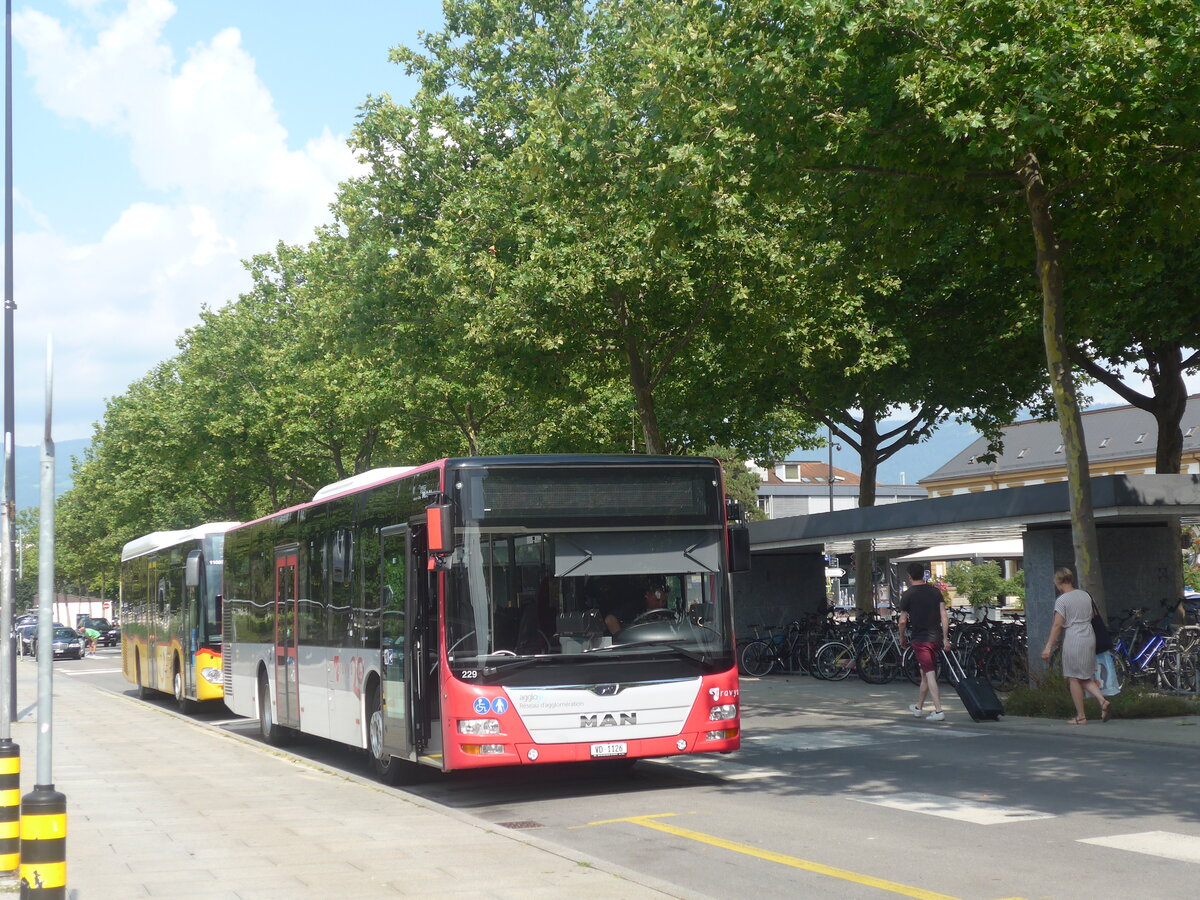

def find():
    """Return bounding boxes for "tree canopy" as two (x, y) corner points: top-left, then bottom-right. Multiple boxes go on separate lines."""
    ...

(52, 1), (1198, 602)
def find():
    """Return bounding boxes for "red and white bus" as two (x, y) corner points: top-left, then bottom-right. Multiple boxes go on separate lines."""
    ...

(221, 455), (746, 781)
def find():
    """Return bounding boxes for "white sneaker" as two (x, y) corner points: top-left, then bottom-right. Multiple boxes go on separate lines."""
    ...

(926, 710), (945, 722)
(907, 704), (924, 718)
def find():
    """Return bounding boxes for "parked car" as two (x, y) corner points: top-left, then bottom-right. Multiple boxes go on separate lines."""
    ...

(18, 620), (68, 656)
(33, 626), (85, 660)
(78, 617), (121, 647)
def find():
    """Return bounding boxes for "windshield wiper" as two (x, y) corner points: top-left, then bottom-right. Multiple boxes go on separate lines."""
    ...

(591, 639), (710, 664)
(473, 655), (556, 677)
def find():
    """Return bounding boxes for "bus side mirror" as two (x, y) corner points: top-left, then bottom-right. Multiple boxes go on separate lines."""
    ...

(185, 551), (202, 588)
(728, 524), (751, 573)
(426, 501), (454, 554)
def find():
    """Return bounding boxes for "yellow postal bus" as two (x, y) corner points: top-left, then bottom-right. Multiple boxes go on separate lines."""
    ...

(120, 522), (239, 711)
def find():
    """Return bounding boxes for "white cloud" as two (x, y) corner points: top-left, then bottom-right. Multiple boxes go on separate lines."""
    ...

(11, 0), (361, 442)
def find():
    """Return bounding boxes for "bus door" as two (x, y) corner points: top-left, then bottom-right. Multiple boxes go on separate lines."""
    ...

(407, 522), (439, 756)
(377, 526), (410, 759)
(273, 546), (301, 729)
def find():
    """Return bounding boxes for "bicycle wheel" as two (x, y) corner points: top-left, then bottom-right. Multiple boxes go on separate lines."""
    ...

(814, 641), (854, 681)
(740, 640), (775, 677)
(858, 642), (899, 684)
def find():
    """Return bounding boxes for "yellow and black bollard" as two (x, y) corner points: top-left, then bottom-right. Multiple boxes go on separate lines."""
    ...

(0, 739), (18, 875)
(19, 786), (65, 898)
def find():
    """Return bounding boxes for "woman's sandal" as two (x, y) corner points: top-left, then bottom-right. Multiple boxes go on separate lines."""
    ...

(1067, 717), (1088, 725)
(1101, 701), (1112, 723)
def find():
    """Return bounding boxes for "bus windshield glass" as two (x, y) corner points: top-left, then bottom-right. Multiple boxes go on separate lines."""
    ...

(203, 533), (226, 645)
(447, 527), (732, 680)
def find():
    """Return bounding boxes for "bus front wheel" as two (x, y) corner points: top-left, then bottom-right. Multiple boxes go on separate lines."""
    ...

(257, 670), (284, 745)
(368, 686), (416, 785)
(174, 661), (196, 714)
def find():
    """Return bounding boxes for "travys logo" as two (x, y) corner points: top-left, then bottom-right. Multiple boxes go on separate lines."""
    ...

(580, 712), (637, 727)
(709, 687), (739, 701)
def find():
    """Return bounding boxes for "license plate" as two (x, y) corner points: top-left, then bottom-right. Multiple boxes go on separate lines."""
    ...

(590, 742), (628, 758)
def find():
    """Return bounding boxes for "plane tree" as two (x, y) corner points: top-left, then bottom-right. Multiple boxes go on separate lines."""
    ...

(666, 0), (1200, 613)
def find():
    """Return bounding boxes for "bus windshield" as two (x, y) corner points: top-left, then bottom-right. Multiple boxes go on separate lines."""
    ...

(447, 527), (732, 680)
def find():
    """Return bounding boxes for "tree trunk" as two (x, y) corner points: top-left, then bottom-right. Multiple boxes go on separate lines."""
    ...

(1073, 340), (1188, 474)
(854, 417), (880, 617)
(1148, 343), (1187, 474)
(1020, 153), (1106, 617)
(621, 318), (666, 454)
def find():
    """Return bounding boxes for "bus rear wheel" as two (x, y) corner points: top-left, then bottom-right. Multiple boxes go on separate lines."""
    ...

(257, 670), (285, 745)
(135, 658), (151, 700)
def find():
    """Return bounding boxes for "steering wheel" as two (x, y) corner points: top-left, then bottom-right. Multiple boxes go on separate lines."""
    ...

(630, 608), (679, 626)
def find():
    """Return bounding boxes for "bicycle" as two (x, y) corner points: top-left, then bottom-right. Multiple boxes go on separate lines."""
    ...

(739, 622), (804, 677)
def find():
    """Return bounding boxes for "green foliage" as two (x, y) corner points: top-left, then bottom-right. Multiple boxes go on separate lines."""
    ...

(944, 561), (1008, 607)
(699, 444), (767, 522)
(1006, 668), (1200, 719)
(51, 0), (1200, 594)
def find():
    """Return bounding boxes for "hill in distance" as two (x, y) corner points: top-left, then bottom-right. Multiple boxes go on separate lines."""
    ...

(6, 439), (90, 511)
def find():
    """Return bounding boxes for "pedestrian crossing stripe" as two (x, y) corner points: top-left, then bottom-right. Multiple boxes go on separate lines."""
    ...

(852, 792), (1055, 825)
(1079, 831), (1200, 864)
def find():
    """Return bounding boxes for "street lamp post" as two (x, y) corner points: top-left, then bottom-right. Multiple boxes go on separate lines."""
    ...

(826, 425), (844, 512)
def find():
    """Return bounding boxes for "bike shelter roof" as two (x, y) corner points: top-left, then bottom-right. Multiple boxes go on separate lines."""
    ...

(749, 474), (1200, 558)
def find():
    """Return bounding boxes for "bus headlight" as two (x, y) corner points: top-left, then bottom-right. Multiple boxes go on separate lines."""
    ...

(201, 667), (223, 684)
(708, 703), (737, 721)
(458, 718), (501, 735)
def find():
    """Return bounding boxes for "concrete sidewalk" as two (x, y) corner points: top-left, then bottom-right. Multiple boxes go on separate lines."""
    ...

(5, 664), (680, 899)
(738, 670), (1200, 750)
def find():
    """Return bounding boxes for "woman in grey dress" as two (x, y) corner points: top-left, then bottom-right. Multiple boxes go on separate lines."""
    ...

(1041, 567), (1112, 723)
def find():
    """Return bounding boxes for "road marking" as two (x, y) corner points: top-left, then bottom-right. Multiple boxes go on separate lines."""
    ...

(1079, 831), (1200, 864)
(586, 813), (1022, 900)
(58, 668), (124, 675)
(852, 792), (1054, 825)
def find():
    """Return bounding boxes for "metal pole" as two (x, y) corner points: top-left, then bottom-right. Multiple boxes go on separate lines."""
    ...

(827, 425), (835, 513)
(36, 338), (54, 786)
(2, 0), (16, 736)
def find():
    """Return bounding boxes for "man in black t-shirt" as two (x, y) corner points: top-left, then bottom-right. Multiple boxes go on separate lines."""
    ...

(897, 562), (951, 721)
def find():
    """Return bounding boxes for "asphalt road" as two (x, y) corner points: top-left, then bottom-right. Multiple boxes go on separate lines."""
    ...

(49, 651), (1200, 900)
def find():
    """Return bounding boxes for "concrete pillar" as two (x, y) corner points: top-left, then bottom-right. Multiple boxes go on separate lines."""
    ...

(1022, 526), (1073, 679)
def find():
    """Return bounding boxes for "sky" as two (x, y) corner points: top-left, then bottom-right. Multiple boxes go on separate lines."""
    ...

(4, 1), (1197, 456)
(6, 0), (445, 443)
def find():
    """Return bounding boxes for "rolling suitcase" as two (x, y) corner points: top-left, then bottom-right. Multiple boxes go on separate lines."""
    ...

(942, 649), (1004, 721)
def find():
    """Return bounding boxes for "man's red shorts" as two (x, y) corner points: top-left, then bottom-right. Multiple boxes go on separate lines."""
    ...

(912, 641), (939, 674)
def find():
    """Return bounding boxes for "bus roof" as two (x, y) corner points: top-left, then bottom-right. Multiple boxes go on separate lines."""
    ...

(121, 521), (242, 562)
(230, 455), (721, 533)
(312, 467), (418, 502)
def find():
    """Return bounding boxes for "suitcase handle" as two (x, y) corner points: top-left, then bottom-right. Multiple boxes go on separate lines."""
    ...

(941, 648), (968, 684)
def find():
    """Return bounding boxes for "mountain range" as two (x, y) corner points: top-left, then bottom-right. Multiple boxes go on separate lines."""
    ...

(7, 439), (90, 511)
